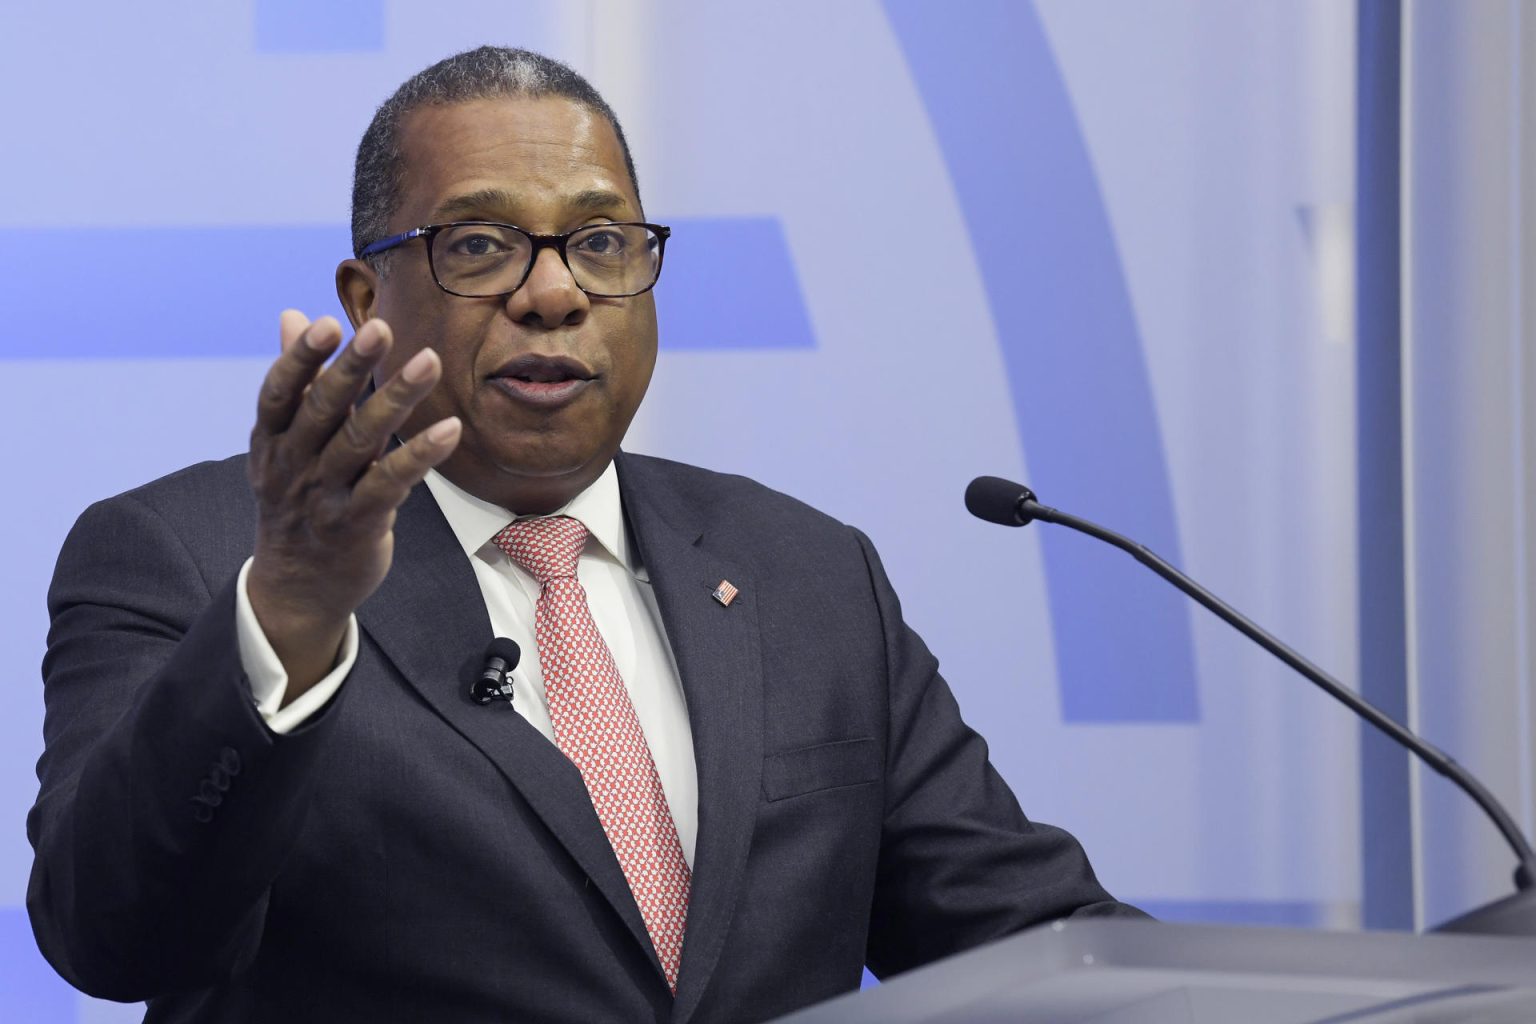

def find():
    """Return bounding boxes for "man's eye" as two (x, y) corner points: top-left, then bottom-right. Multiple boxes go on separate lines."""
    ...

(575, 229), (627, 256)
(450, 233), (508, 257)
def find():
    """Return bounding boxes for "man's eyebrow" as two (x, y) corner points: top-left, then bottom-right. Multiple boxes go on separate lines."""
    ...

(431, 188), (518, 221)
(567, 188), (631, 216)
(430, 187), (633, 223)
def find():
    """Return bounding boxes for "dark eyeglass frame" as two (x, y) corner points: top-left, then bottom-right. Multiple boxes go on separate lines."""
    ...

(358, 220), (672, 299)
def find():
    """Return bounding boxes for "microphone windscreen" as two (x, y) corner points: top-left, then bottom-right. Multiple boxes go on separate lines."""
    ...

(484, 636), (522, 668)
(965, 476), (1033, 526)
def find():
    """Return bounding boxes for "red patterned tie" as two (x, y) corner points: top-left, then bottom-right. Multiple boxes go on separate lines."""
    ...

(493, 515), (691, 993)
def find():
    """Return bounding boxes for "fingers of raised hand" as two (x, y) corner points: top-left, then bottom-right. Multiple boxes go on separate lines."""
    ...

(316, 347), (444, 480)
(350, 416), (462, 521)
(280, 318), (395, 456)
(278, 308), (311, 354)
(254, 314), (345, 438)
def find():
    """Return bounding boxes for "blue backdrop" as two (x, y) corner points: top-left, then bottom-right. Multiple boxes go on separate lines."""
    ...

(1, 2), (1383, 1018)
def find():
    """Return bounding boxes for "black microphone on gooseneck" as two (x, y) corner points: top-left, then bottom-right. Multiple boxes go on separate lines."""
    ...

(965, 474), (1536, 938)
(470, 637), (521, 706)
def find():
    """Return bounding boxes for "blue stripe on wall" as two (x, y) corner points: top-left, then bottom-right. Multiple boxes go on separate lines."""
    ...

(883, 0), (1199, 722)
(0, 225), (353, 359)
(1355, 0), (1415, 931)
(0, 218), (813, 359)
(0, 907), (76, 1023)
(254, 0), (385, 53)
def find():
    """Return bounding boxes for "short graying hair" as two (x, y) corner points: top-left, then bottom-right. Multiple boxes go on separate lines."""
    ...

(350, 46), (640, 265)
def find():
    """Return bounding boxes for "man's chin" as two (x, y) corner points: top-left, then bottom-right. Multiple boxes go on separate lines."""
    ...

(492, 456), (607, 482)
(434, 437), (615, 509)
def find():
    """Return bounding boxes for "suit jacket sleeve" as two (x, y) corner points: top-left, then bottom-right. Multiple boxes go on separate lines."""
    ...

(27, 489), (347, 1001)
(854, 527), (1144, 978)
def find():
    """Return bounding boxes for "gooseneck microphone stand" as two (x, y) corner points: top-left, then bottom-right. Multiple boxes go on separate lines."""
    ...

(965, 475), (1536, 937)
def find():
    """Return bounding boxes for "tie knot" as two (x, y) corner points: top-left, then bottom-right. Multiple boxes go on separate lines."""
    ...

(493, 515), (589, 584)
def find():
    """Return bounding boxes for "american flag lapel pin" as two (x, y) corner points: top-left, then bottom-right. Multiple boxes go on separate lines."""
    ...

(711, 579), (740, 607)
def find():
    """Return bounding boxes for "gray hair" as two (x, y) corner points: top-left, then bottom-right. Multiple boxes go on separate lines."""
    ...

(350, 46), (641, 267)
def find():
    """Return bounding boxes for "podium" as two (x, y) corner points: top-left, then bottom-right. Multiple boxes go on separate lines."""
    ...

(767, 919), (1536, 1023)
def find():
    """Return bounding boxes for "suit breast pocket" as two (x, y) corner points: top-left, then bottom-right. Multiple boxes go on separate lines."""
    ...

(762, 738), (880, 802)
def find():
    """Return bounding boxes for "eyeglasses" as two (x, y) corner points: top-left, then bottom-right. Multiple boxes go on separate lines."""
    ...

(359, 221), (671, 299)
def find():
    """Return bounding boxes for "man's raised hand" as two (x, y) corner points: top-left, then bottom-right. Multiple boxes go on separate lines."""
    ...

(246, 311), (461, 700)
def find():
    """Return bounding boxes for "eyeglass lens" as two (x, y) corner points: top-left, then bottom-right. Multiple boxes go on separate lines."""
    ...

(430, 223), (662, 297)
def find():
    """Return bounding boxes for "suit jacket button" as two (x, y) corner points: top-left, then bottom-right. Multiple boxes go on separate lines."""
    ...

(219, 747), (242, 776)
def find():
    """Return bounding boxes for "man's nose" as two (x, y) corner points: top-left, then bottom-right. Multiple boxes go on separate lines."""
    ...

(504, 247), (590, 327)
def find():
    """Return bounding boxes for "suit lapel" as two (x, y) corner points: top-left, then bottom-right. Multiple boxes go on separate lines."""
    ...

(618, 454), (765, 1022)
(356, 482), (662, 978)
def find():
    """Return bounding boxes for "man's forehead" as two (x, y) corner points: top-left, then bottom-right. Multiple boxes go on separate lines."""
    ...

(430, 184), (632, 222)
(399, 95), (632, 179)
(393, 95), (636, 218)
(400, 93), (601, 140)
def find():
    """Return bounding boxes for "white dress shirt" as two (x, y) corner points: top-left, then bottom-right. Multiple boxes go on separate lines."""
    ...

(233, 462), (699, 867)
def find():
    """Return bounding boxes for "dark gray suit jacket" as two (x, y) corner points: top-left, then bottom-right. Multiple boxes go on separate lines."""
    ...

(29, 450), (1140, 1023)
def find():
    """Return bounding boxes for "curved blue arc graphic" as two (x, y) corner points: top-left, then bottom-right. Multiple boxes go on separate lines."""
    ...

(884, 0), (1197, 721)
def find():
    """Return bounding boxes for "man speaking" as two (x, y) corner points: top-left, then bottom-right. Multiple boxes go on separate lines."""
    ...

(29, 47), (1141, 1023)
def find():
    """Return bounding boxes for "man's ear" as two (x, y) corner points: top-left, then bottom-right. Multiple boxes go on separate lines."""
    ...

(336, 258), (379, 331)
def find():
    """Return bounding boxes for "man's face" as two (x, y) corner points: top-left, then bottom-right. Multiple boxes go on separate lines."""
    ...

(349, 95), (658, 514)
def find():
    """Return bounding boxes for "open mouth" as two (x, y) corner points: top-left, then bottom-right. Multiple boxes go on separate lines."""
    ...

(489, 354), (597, 407)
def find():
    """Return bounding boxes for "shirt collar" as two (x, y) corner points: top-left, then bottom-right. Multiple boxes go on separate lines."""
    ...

(421, 461), (637, 575)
